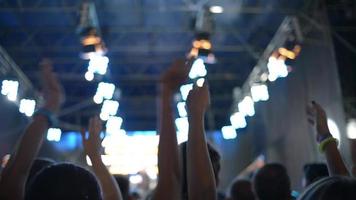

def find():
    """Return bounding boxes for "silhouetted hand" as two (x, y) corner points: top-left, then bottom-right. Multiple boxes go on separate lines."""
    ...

(307, 101), (332, 142)
(186, 82), (210, 119)
(40, 58), (63, 113)
(161, 58), (193, 92)
(82, 116), (102, 158)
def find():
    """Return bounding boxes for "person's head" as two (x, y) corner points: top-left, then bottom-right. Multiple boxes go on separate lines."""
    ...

(114, 175), (130, 200)
(26, 163), (102, 200)
(26, 158), (55, 189)
(302, 163), (329, 187)
(253, 163), (291, 200)
(298, 176), (356, 200)
(229, 179), (255, 200)
(179, 141), (221, 199)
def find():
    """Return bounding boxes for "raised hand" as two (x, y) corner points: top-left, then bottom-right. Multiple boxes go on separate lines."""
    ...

(307, 101), (332, 142)
(81, 116), (102, 158)
(39, 58), (63, 113)
(160, 58), (193, 92)
(186, 82), (210, 119)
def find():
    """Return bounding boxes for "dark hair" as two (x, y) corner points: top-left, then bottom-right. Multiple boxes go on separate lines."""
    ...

(230, 179), (255, 200)
(298, 176), (356, 200)
(114, 175), (130, 200)
(26, 158), (55, 191)
(179, 141), (221, 199)
(26, 163), (102, 200)
(303, 163), (329, 187)
(253, 163), (291, 200)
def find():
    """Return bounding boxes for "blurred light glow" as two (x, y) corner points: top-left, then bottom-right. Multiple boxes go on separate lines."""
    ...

(94, 82), (115, 104)
(267, 56), (288, 82)
(327, 119), (341, 144)
(100, 100), (119, 121)
(189, 58), (207, 79)
(1, 80), (19, 101)
(47, 128), (62, 142)
(106, 116), (123, 135)
(175, 117), (189, 134)
(230, 112), (247, 129)
(347, 119), (356, 139)
(238, 96), (255, 117)
(210, 6), (224, 13)
(85, 71), (94, 81)
(19, 99), (36, 117)
(180, 84), (193, 101)
(196, 78), (205, 87)
(221, 126), (237, 140)
(88, 55), (109, 75)
(177, 131), (188, 144)
(129, 174), (143, 184)
(177, 102), (187, 117)
(251, 84), (269, 102)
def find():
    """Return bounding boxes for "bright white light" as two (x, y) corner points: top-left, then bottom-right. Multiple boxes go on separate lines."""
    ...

(238, 96), (255, 117)
(251, 84), (269, 102)
(221, 126), (237, 140)
(180, 84), (193, 101)
(210, 6), (224, 14)
(189, 58), (207, 79)
(146, 167), (158, 180)
(88, 55), (109, 75)
(177, 102), (187, 117)
(129, 174), (143, 184)
(230, 112), (247, 129)
(100, 100), (119, 121)
(94, 82), (116, 104)
(347, 119), (356, 139)
(47, 128), (62, 142)
(267, 56), (288, 82)
(106, 116), (123, 135)
(196, 78), (205, 87)
(85, 71), (94, 81)
(19, 99), (36, 117)
(327, 119), (341, 144)
(1, 80), (19, 101)
(177, 131), (188, 144)
(175, 117), (189, 134)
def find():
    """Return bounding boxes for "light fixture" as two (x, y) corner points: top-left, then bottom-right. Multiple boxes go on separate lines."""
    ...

(196, 78), (205, 87)
(221, 125), (237, 140)
(238, 96), (255, 117)
(175, 117), (189, 134)
(80, 27), (107, 60)
(347, 119), (356, 139)
(177, 102), (187, 118)
(189, 58), (207, 79)
(209, 6), (224, 14)
(251, 84), (269, 102)
(1, 80), (19, 101)
(180, 84), (193, 101)
(88, 55), (109, 75)
(106, 116), (123, 135)
(230, 112), (247, 129)
(267, 55), (288, 82)
(47, 128), (62, 142)
(19, 99), (36, 117)
(100, 100), (119, 121)
(93, 82), (116, 104)
(85, 71), (94, 81)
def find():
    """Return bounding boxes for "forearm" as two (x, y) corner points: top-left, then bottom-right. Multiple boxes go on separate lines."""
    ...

(0, 115), (49, 199)
(187, 115), (217, 200)
(154, 88), (181, 200)
(90, 155), (122, 200)
(324, 141), (349, 176)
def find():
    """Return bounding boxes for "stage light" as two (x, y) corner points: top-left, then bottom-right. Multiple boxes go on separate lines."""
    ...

(100, 100), (119, 121)
(47, 128), (62, 142)
(129, 174), (143, 184)
(196, 78), (205, 87)
(80, 27), (107, 60)
(189, 38), (216, 64)
(1, 80), (19, 101)
(93, 82), (115, 104)
(177, 102), (187, 118)
(85, 71), (94, 81)
(347, 119), (356, 139)
(327, 119), (341, 145)
(106, 116), (123, 135)
(251, 84), (269, 102)
(267, 56), (288, 82)
(180, 84), (193, 101)
(88, 55), (109, 75)
(230, 112), (247, 129)
(19, 99), (36, 117)
(175, 117), (189, 134)
(238, 96), (255, 117)
(209, 6), (224, 14)
(189, 58), (207, 79)
(221, 125), (237, 140)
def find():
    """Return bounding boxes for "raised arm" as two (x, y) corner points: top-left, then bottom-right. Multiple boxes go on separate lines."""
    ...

(186, 83), (217, 200)
(0, 59), (62, 200)
(307, 101), (349, 176)
(153, 59), (191, 200)
(82, 116), (122, 200)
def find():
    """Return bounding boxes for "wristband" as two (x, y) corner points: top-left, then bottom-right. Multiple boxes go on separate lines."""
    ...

(318, 137), (338, 153)
(33, 108), (58, 127)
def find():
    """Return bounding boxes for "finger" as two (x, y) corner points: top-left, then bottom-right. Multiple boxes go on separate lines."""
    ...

(88, 117), (94, 136)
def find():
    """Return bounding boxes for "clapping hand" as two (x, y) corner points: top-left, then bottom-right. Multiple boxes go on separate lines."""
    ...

(81, 116), (103, 158)
(186, 82), (210, 119)
(307, 101), (332, 143)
